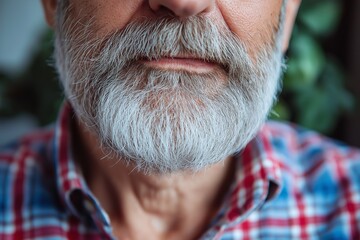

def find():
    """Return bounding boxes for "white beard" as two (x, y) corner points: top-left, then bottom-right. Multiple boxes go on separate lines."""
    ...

(54, 15), (284, 173)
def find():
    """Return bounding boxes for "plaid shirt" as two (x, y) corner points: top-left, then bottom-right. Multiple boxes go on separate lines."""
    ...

(1, 103), (360, 239)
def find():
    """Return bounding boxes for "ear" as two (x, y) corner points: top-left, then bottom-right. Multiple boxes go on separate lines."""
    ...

(281, 0), (301, 52)
(41, 0), (58, 28)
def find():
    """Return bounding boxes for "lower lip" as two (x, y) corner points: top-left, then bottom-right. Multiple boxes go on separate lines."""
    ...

(141, 57), (217, 72)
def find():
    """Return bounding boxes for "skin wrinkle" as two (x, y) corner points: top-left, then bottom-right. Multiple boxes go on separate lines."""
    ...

(217, 0), (283, 57)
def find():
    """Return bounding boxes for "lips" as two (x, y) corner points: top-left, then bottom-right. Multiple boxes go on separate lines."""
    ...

(139, 56), (227, 73)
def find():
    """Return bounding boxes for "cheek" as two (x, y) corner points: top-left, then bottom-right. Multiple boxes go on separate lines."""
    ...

(218, 0), (282, 57)
(71, 0), (142, 35)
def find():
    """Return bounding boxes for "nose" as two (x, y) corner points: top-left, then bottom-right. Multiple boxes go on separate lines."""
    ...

(149, 0), (214, 17)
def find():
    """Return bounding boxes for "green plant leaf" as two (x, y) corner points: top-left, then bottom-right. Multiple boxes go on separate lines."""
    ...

(320, 59), (354, 111)
(294, 87), (338, 133)
(284, 31), (325, 91)
(299, 0), (342, 36)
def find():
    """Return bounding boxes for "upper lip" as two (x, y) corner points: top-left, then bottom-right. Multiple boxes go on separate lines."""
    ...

(144, 55), (219, 64)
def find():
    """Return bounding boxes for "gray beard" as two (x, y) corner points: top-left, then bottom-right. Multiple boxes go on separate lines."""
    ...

(54, 15), (284, 173)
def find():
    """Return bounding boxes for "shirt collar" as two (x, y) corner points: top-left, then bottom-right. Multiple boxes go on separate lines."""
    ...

(52, 102), (111, 228)
(210, 124), (283, 228)
(51, 103), (282, 230)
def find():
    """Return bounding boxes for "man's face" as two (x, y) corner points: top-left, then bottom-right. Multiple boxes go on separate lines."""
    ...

(42, 0), (299, 173)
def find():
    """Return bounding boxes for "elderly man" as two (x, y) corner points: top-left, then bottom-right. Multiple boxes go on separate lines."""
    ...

(0, 0), (359, 239)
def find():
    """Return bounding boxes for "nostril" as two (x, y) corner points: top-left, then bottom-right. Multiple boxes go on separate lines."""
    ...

(157, 5), (178, 17)
(149, 0), (213, 17)
(149, 1), (161, 11)
(149, 3), (186, 17)
(175, 4), (198, 17)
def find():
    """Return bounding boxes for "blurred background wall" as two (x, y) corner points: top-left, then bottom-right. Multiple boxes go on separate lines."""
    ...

(0, 0), (46, 76)
(0, 0), (359, 146)
(0, 0), (47, 144)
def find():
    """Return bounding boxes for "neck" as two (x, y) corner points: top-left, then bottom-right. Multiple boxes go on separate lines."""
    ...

(73, 119), (236, 240)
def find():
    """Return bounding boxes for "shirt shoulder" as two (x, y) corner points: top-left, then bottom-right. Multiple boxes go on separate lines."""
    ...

(0, 109), (107, 239)
(264, 120), (360, 194)
(264, 120), (360, 173)
(0, 127), (68, 238)
(0, 127), (55, 181)
(260, 121), (360, 238)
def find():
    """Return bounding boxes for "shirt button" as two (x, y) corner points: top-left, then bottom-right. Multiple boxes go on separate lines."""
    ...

(84, 198), (97, 213)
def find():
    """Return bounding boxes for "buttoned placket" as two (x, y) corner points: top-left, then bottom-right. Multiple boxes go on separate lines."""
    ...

(82, 194), (115, 240)
(64, 188), (115, 239)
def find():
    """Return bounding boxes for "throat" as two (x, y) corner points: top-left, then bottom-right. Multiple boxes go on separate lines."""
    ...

(137, 186), (180, 215)
(136, 185), (182, 233)
(110, 179), (197, 240)
(73, 119), (237, 240)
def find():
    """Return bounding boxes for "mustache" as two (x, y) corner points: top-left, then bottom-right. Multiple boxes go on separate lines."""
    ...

(77, 16), (252, 74)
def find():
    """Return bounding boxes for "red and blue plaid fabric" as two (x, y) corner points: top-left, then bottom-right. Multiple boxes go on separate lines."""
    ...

(1, 103), (360, 239)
